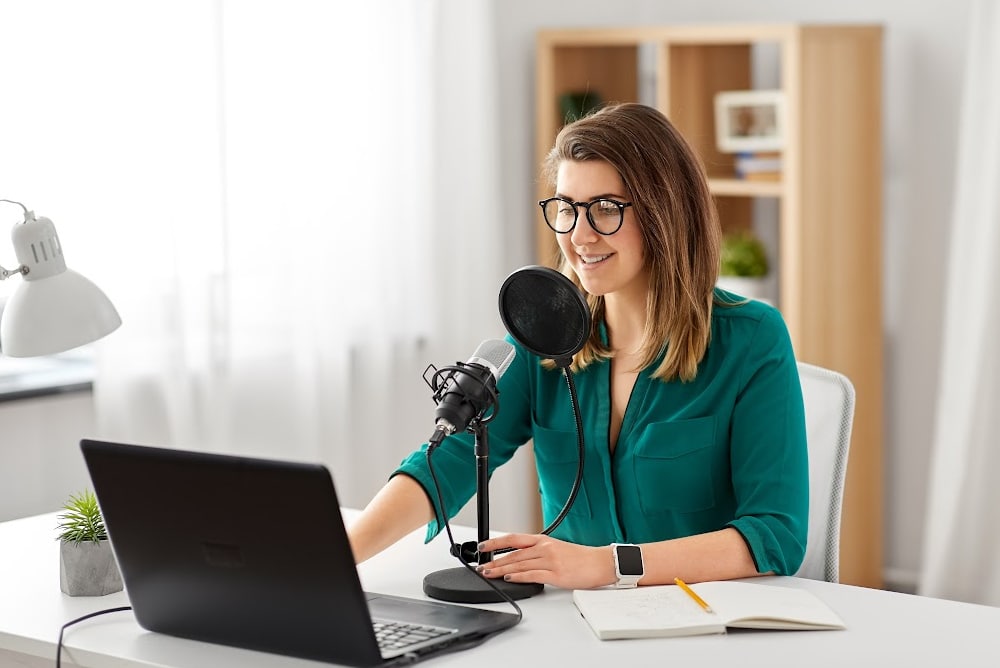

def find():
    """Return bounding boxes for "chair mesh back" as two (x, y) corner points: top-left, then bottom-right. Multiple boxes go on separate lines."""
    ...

(794, 362), (856, 583)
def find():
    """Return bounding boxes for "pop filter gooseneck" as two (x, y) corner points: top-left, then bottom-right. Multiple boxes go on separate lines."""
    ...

(499, 265), (590, 538)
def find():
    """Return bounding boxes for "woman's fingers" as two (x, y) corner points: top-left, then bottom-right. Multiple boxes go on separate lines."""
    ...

(473, 535), (615, 589)
(477, 533), (539, 553)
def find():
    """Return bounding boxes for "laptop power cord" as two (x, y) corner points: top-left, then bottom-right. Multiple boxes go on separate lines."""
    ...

(56, 605), (132, 667)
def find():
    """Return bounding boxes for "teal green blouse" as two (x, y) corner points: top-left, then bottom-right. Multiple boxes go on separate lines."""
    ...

(395, 293), (809, 575)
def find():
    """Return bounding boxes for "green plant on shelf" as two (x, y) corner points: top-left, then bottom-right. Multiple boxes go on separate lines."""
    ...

(559, 90), (604, 123)
(720, 231), (769, 277)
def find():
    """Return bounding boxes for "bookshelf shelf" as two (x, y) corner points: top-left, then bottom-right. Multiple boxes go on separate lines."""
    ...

(707, 178), (784, 197)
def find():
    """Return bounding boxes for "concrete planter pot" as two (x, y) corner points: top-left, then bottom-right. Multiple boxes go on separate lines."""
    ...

(59, 540), (123, 596)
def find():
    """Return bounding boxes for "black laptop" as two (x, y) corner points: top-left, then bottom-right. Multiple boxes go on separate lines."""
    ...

(80, 438), (519, 667)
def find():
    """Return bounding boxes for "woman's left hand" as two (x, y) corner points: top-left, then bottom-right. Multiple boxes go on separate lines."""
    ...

(475, 533), (615, 590)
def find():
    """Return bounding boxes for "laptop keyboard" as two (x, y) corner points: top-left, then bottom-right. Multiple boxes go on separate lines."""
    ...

(372, 618), (456, 652)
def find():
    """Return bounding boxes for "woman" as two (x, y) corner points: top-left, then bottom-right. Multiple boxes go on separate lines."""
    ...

(348, 102), (807, 589)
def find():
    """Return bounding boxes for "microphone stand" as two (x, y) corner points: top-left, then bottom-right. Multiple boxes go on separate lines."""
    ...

(422, 419), (544, 604)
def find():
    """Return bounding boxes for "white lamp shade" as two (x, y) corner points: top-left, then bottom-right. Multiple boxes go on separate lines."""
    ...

(0, 267), (121, 357)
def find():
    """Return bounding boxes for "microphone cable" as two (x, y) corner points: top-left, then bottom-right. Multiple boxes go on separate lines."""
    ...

(425, 446), (524, 623)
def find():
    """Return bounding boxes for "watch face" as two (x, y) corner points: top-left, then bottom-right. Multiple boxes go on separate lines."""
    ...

(616, 544), (643, 576)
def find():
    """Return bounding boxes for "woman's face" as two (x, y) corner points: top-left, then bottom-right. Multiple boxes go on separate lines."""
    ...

(554, 159), (648, 300)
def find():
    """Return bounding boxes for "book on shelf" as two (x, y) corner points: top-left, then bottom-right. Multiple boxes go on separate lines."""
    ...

(734, 151), (782, 181)
(573, 580), (846, 640)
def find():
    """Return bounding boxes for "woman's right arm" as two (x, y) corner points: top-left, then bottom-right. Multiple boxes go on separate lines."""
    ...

(346, 474), (436, 563)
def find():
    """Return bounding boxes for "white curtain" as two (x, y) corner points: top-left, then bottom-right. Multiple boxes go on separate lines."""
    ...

(920, 0), (1000, 605)
(2, 1), (520, 517)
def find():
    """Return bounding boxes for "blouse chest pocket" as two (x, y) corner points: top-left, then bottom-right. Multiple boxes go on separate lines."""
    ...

(632, 416), (717, 514)
(532, 423), (592, 519)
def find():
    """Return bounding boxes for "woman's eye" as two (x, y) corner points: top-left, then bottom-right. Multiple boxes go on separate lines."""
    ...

(595, 201), (618, 217)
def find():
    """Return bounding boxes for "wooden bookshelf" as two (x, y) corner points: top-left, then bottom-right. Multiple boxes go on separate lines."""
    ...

(535, 24), (884, 588)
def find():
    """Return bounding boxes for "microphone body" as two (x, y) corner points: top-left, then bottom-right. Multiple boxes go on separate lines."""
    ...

(429, 339), (515, 446)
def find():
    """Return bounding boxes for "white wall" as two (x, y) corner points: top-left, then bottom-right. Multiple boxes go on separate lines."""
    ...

(491, 0), (972, 590)
(0, 393), (96, 521)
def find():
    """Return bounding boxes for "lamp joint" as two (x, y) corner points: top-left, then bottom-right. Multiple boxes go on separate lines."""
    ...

(0, 264), (28, 281)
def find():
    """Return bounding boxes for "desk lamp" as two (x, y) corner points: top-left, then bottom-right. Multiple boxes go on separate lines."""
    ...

(0, 199), (121, 357)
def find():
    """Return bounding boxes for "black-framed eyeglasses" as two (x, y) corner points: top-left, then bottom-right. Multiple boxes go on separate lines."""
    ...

(538, 197), (633, 235)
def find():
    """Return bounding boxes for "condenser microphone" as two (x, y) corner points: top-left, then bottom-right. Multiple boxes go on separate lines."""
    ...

(428, 339), (516, 447)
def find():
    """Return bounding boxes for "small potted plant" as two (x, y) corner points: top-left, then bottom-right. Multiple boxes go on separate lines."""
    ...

(716, 230), (773, 304)
(56, 489), (123, 596)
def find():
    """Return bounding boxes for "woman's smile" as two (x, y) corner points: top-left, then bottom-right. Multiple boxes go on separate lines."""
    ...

(578, 252), (613, 267)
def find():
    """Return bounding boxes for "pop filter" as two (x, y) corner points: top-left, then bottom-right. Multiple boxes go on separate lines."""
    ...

(497, 264), (589, 546)
(498, 265), (591, 368)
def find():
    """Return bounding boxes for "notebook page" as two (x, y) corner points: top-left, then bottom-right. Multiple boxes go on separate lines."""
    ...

(573, 586), (725, 639)
(692, 581), (845, 630)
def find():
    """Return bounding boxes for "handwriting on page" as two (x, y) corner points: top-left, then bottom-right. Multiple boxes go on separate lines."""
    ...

(595, 587), (718, 625)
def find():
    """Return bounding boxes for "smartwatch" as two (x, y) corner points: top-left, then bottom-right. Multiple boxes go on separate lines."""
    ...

(612, 543), (644, 588)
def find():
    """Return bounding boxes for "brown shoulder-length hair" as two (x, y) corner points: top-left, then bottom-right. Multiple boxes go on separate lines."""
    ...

(541, 102), (721, 382)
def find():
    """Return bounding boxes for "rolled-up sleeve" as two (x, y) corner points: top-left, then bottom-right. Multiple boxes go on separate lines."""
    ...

(725, 308), (809, 575)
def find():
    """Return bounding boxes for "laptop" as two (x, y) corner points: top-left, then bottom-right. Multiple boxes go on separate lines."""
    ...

(80, 438), (519, 667)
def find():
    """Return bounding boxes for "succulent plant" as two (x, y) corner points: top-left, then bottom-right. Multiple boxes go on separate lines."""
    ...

(56, 489), (108, 544)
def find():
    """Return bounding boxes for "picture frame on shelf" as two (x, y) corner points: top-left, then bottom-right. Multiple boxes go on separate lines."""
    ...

(714, 90), (786, 153)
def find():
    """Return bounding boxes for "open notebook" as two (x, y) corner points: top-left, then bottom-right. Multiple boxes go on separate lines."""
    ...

(573, 580), (845, 640)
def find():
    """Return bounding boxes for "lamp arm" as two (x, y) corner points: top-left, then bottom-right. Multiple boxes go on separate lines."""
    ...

(0, 199), (29, 216)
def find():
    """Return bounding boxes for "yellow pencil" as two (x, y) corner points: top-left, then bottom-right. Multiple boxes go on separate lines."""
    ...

(674, 578), (714, 613)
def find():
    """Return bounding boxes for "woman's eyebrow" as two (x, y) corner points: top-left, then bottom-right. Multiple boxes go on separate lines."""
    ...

(554, 192), (627, 200)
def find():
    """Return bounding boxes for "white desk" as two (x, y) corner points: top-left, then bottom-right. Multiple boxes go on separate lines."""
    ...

(2, 511), (999, 668)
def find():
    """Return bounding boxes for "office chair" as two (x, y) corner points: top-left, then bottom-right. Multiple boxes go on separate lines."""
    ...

(793, 362), (856, 583)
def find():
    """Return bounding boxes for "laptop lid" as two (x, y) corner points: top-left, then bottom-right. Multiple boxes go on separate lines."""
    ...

(80, 438), (518, 667)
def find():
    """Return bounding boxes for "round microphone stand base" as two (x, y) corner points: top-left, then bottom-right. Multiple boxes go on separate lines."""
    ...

(423, 567), (544, 604)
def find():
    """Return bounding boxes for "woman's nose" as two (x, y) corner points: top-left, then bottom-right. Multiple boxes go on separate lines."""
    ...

(569, 208), (598, 245)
